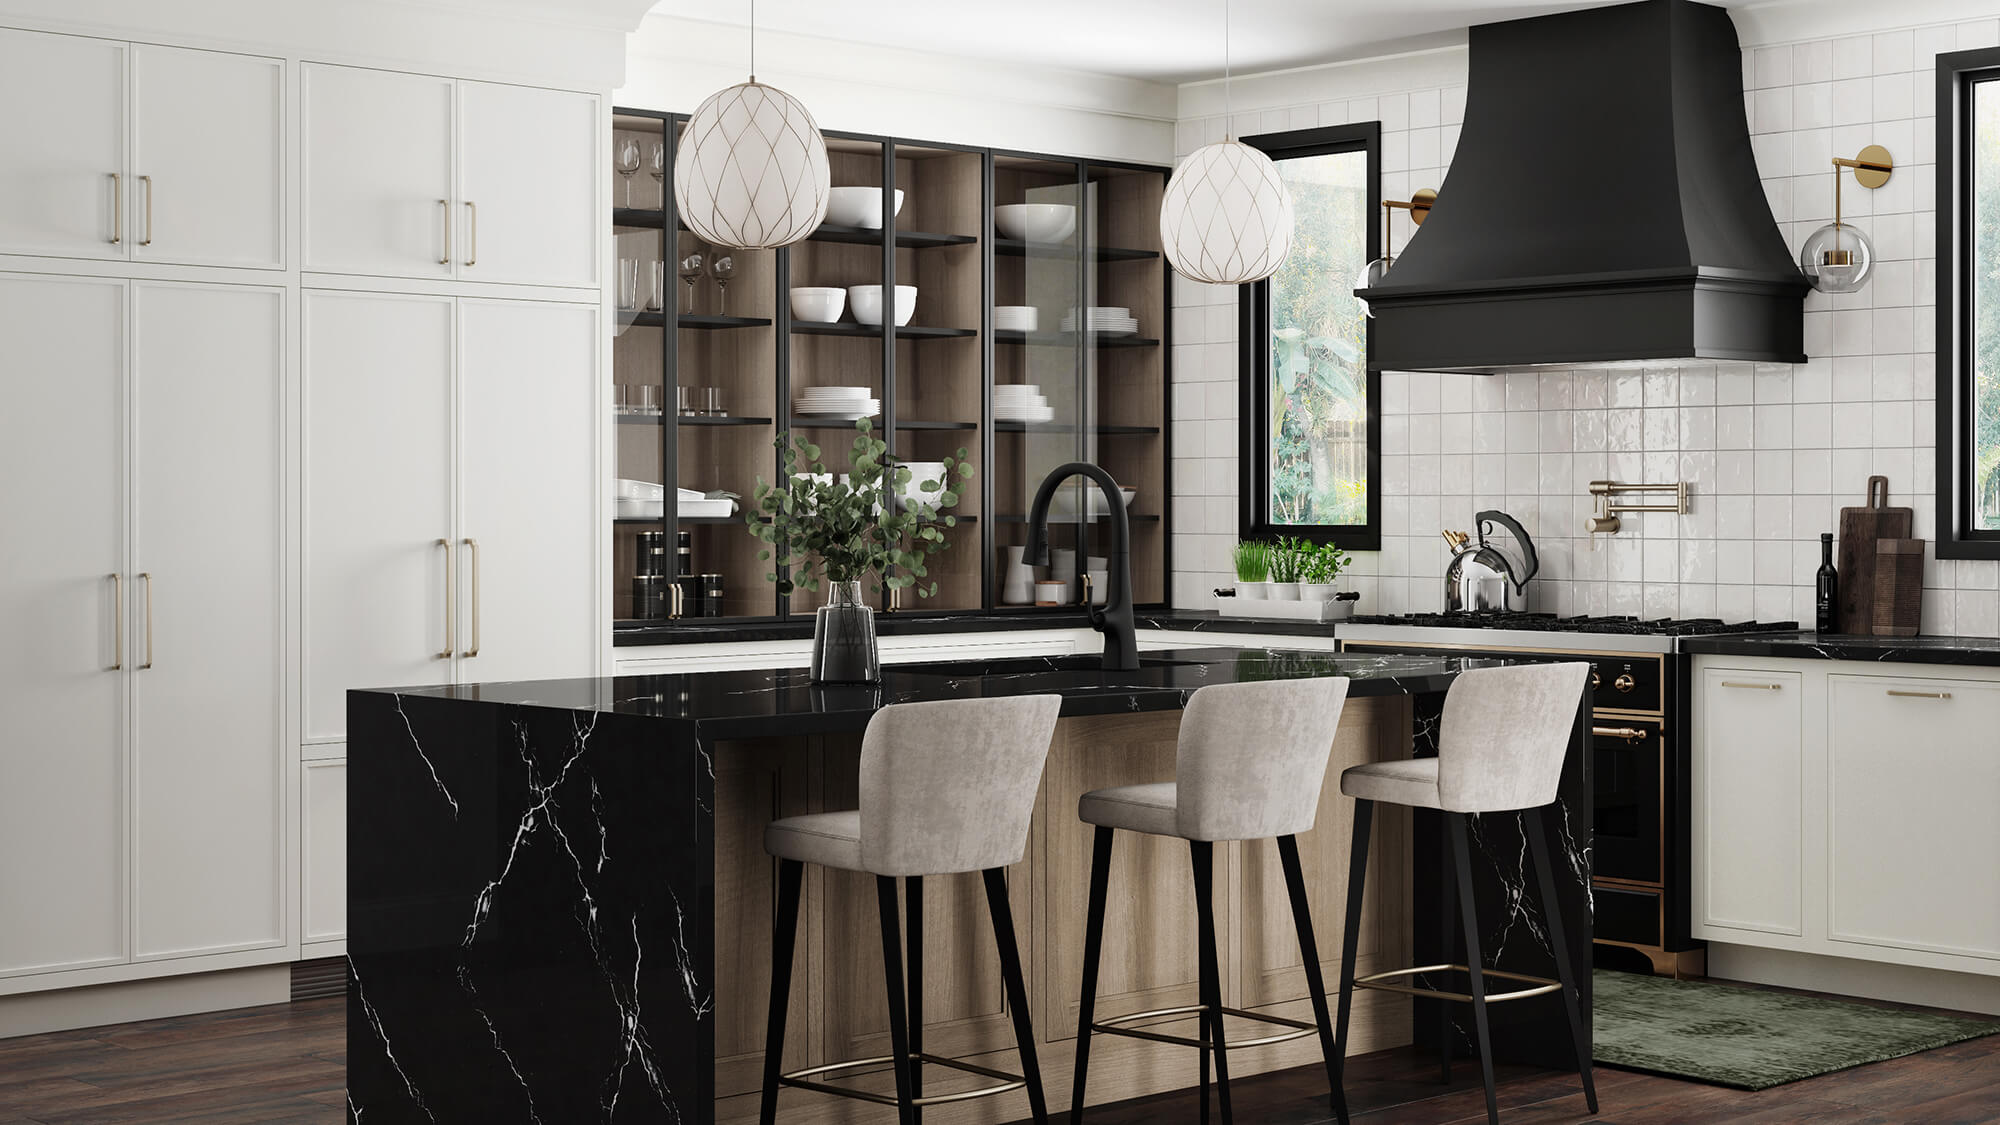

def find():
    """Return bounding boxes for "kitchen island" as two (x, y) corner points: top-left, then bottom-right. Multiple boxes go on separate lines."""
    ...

(346, 647), (1591, 1124)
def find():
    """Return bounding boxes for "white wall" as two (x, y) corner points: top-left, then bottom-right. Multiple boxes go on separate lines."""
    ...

(1168, 6), (2000, 636)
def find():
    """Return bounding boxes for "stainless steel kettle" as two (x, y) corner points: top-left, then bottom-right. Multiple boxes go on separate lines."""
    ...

(1442, 510), (1539, 613)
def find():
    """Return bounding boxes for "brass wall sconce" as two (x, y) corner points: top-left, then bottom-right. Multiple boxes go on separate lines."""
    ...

(1799, 145), (1892, 293)
(1355, 187), (1436, 318)
(1587, 480), (1689, 536)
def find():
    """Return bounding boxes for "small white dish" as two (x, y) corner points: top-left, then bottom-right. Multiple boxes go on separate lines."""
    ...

(848, 284), (918, 327)
(823, 187), (904, 229)
(789, 286), (846, 323)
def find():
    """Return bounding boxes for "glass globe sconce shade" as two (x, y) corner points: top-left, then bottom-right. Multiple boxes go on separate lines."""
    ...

(1355, 257), (1392, 318)
(1798, 221), (1874, 294)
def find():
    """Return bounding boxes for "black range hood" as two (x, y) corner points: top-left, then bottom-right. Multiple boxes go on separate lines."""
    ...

(1356, 0), (1809, 372)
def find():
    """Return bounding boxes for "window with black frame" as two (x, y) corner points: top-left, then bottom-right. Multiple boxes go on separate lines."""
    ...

(1939, 47), (2000, 559)
(1238, 124), (1381, 549)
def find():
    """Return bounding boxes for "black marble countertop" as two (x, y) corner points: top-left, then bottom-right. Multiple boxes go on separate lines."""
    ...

(1681, 630), (2000, 667)
(360, 647), (1470, 741)
(612, 608), (1342, 647)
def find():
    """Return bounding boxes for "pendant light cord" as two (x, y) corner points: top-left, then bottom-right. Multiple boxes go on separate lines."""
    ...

(1223, 0), (1232, 139)
(749, 0), (757, 83)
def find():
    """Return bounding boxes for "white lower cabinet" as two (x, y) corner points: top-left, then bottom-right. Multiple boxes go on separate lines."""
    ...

(302, 760), (347, 946)
(1692, 656), (2000, 977)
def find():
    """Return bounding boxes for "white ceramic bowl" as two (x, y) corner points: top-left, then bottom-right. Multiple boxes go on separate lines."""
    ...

(995, 203), (1077, 242)
(992, 305), (1039, 331)
(789, 286), (846, 323)
(823, 187), (905, 229)
(848, 284), (918, 327)
(896, 461), (949, 509)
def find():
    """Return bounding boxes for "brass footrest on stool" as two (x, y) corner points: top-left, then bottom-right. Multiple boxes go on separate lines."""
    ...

(1091, 1004), (1319, 1050)
(1354, 963), (1562, 1003)
(779, 1052), (1026, 1108)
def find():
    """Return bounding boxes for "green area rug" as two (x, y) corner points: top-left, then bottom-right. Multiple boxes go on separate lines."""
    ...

(1591, 968), (2000, 1090)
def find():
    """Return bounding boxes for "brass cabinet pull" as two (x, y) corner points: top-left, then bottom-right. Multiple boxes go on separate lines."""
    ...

(438, 199), (451, 265)
(437, 538), (454, 659)
(138, 573), (154, 670)
(461, 538), (481, 657)
(109, 173), (122, 244)
(1720, 681), (1781, 690)
(463, 201), (477, 266)
(110, 573), (124, 670)
(668, 580), (682, 620)
(138, 175), (153, 246)
(1593, 726), (1648, 743)
(1887, 689), (1951, 700)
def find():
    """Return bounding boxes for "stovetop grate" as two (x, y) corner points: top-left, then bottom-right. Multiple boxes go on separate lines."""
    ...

(1344, 613), (1800, 637)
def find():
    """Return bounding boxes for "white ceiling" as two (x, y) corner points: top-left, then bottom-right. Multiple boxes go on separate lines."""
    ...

(645, 0), (1767, 84)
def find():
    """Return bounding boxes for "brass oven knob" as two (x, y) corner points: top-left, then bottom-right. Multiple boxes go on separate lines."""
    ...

(1591, 671), (1601, 689)
(1614, 674), (1636, 693)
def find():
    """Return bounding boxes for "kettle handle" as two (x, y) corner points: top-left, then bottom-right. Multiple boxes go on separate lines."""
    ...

(1475, 509), (1539, 589)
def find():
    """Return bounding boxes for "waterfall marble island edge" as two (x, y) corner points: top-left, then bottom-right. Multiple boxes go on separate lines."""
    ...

(345, 647), (1592, 1124)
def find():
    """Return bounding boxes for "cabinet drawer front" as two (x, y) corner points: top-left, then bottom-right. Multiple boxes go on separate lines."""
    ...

(1828, 674), (2000, 961)
(1697, 667), (1804, 937)
(1594, 884), (1663, 948)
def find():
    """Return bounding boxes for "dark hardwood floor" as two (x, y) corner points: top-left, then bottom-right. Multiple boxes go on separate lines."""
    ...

(0, 990), (1993, 1123)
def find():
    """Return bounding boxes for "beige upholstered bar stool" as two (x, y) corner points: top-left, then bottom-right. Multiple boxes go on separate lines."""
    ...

(1332, 662), (1597, 1125)
(759, 694), (1064, 1125)
(1069, 677), (1353, 1125)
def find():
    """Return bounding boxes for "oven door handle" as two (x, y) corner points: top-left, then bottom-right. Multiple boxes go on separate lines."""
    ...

(1593, 725), (1649, 743)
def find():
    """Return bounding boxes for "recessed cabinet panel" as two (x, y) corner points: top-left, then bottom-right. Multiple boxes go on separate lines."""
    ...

(302, 63), (454, 279)
(458, 82), (597, 287)
(1829, 675), (2000, 960)
(131, 281), (285, 959)
(1697, 667), (1804, 936)
(0, 30), (127, 260)
(303, 760), (347, 944)
(304, 290), (456, 743)
(130, 46), (284, 269)
(0, 274), (129, 976)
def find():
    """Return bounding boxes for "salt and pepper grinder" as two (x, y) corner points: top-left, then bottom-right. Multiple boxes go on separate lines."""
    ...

(1815, 532), (1839, 634)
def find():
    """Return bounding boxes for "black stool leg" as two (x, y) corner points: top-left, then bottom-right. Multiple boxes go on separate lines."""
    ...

(1277, 835), (1343, 1121)
(984, 868), (1049, 1124)
(1331, 799), (1373, 1125)
(906, 876), (924, 1125)
(1446, 814), (1499, 1125)
(759, 859), (804, 1125)
(1069, 826), (1114, 1125)
(1439, 812), (1456, 1085)
(1528, 805), (1598, 1114)
(876, 875), (918, 1125)
(1191, 840), (1232, 1125)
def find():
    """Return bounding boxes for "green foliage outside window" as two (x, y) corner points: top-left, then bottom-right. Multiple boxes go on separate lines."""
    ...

(1974, 79), (2000, 528)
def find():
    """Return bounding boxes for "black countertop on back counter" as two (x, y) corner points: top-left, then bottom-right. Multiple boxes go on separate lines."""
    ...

(612, 607), (1343, 646)
(1681, 631), (2000, 667)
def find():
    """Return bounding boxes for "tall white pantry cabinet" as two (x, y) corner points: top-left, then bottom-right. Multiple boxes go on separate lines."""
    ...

(0, 22), (603, 1023)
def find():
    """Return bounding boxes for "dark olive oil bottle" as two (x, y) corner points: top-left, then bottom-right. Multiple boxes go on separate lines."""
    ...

(1815, 533), (1838, 634)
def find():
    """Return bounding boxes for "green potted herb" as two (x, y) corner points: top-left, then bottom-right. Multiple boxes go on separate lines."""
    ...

(747, 421), (970, 683)
(1267, 536), (1304, 600)
(1299, 541), (1349, 604)
(1232, 540), (1270, 600)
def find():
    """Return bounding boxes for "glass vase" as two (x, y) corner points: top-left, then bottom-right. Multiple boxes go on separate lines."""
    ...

(810, 579), (880, 684)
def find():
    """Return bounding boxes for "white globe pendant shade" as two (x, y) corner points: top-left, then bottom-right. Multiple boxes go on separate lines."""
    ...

(674, 80), (830, 250)
(1159, 140), (1294, 285)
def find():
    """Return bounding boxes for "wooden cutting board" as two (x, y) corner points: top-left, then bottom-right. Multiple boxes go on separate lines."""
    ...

(1836, 476), (1912, 634)
(1871, 538), (1925, 637)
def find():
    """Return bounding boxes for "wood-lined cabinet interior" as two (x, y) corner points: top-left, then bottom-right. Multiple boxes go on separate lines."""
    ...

(611, 109), (1171, 634)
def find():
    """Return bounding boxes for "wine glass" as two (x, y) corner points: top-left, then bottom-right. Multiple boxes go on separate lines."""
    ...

(649, 141), (667, 210)
(678, 248), (706, 314)
(615, 137), (641, 208)
(707, 252), (735, 315)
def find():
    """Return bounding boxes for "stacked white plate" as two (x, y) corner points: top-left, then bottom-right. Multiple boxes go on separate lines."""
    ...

(994, 384), (1054, 423)
(1061, 306), (1139, 335)
(795, 385), (880, 420)
(993, 305), (1039, 332)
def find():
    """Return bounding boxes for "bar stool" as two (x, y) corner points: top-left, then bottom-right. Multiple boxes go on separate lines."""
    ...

(1332, 662), (1597, 1125)
(1070, 676), (1353, 1125)
(759, 694), (1065, 1125)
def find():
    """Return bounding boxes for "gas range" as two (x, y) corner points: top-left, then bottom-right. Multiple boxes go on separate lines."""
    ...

(1340, 613), (1800, 655)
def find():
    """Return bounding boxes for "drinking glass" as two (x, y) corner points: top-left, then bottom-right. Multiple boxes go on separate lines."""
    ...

(699, 387), (725, 416)
(615, 137), (641, 208)
(678, 249), (706, 313)
(707, 252), (735, 315)
(646, 261), (667, 312)
(633, 385), (660, 415)
(676, 385), (693, 416)
(650, 141), (668, 209)
(617, 257), (640, 312)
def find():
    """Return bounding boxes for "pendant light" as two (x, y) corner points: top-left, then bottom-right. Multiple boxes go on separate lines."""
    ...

(673, 0), (830, 251)
(1159, 0), (1294, 285)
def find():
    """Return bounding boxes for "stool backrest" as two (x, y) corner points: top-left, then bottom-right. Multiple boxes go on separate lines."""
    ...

(1438, 662), (1590, 812)
(859, 694), (1065, 877)
(1176, 677), (1351, 841)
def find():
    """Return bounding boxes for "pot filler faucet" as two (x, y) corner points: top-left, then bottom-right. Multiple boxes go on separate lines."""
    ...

(1025, 462), (1137, 671)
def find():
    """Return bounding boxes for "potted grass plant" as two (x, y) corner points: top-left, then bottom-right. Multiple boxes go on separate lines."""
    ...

(1232, 540), (1270, 599)
(1267, 537), (1303, 600)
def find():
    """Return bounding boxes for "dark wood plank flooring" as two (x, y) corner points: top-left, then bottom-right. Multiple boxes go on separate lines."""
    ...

(0, 988), (1992, 1123)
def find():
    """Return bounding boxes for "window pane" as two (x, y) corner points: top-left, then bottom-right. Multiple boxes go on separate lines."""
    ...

(1268, 149), (1369, 527)
(1977, 78), (2000, 530)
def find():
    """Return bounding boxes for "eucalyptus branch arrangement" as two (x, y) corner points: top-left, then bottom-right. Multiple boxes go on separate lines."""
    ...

(746, 421), (972, 598)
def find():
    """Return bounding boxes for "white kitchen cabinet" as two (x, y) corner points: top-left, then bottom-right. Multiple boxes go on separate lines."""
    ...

(0, 274), (130, 978)
(1828, 674), (2000, 962)
(1696, 666), (1805, 937)
(303, 63), (596, 288)
(0, 30), (127, 260)
(302, 760), (347, 946)
(304, 290), (597, 745)
(129, 282), (286, 960)
(130, 46), (285, 270)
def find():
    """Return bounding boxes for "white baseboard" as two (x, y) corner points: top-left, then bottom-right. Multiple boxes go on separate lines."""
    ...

(1709, 943), (2000, 1016)
(0, 964), (290, 1039)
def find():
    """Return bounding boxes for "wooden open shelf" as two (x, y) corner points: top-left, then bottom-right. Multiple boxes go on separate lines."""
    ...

(623, 312), (771, 330)
(995, 238), (1159, 262)
(995, 329), (1160, 348)
(792, 321), (977, 340)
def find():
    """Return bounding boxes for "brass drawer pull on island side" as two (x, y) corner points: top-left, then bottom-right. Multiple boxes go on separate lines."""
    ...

(1593, 726), (1648, 742)
(1720, 681), (1781, 691)
(1887, 689), (1951, 700)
